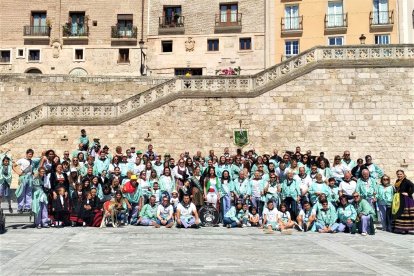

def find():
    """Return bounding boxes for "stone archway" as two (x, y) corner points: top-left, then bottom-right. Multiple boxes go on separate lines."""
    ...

(25, 68), (42, 74)
(69, 67), (88, 76)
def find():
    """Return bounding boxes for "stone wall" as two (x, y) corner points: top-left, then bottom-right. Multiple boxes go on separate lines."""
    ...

(0, 74), (169, 121)
(2, 67), (413, 186)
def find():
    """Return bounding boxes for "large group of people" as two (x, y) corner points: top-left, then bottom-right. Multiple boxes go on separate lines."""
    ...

(0, 129), (413, 235)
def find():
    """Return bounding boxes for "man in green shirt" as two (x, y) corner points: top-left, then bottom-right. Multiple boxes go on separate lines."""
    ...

(353, 192), (375, 236)
(136, 195), (158, 226)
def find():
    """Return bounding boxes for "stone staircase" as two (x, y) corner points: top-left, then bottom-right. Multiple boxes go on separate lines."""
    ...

(0, 44), (413, 144)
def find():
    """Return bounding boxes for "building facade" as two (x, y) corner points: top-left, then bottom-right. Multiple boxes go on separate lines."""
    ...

(397, 0), (414, 43)
(0, 0), (147, 76)
(0, 0), (265, 76)
(269, 0), (399, 63)
(145, 0), (265, 76)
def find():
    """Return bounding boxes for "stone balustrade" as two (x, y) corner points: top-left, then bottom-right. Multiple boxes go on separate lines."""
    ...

(0, 44), (413, 144)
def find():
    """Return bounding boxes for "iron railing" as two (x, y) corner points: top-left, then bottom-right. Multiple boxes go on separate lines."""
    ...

(23, 26), (51, 36)
(111, 26), (137, 38)
(325, 13), (348, 28)
(370, 10), (394, 25)
(215, 13), (242, 27)
(281, 16), (303, 31)
(159, 16), (185, 28)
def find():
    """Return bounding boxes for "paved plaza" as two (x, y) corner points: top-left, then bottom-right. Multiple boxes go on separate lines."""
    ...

(0, 215), (413, 276)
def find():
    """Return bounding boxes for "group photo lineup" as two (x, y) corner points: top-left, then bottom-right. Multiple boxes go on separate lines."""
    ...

(1, 129), (413, 235)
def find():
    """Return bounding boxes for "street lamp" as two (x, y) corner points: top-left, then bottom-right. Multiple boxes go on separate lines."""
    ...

(139, 39), (146, 76)
(359, 34), (366, 45)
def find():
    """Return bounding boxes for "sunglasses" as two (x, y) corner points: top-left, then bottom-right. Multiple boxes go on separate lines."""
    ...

(353, 195), (360, 198)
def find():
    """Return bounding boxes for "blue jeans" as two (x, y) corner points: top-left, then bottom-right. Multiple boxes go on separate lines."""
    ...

(221, 195), (231, 221)
(223, 217), (238, 228)
(378, 204), (392, 232)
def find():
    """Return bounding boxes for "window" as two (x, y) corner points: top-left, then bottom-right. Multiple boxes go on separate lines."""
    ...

(220, 4), (238, 23)
(118, 49), (129, 63)
(239, 38), (252, 50)
(163, 6), (183, 27)
(285, 40), (299, 57)
(373, 0), (389, 24)
(74, 48), (84, 61)
(327, 1), (344, 27)
(0, 50), (11, 63)
(207, 39), (219, 51)
(328, 36), (344, 46)
(374, 34), (390, 44)
(69, 12), (86, 36)
(31, 12), (48, 36)
(284, 5), (300, 30)
(174, 68), (203, 76)
(16, 48), (25, 59)
(161, 40), (173, 52)
(28, 49), (40, 62)
(117, 14), (134, 37)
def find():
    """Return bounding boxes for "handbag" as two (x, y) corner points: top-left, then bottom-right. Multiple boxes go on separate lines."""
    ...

(391, 192), (400, 215)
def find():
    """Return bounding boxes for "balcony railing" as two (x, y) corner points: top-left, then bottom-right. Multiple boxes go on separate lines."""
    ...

(215, 13), (242, 27)
(325, 13), (348, 29)
(23, 26), (51, 37)
(111, 26), (137, 39)
(159, 16), (185, 28)
(214, 13), (242, 33)
(370, 10), (394, 26)
(63, 23), (89, 37)
(281, 16), (303, 34)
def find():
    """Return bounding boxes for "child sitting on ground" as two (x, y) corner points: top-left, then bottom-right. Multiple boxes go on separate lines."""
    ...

(278, 203), (295, 234)
(248, 206), (260, 227)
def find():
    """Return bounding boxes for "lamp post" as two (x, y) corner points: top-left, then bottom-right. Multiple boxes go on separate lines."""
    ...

(359, 34), (366, 45)
(139, 39), (146, 76)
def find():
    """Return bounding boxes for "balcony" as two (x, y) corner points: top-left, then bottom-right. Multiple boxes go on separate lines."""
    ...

(370, 10), (394, 31)
(62, 24), (89, 44)
(158, 16), (185, 35)
(324, 13), (348, 34)
(23, 26), (51, 37)
(214, 13), (242, 33)
(281, 16), (303, 36)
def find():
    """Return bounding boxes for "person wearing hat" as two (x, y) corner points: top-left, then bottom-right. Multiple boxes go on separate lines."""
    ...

(121, 174), (141, 225)
(223, 199), (244, 228)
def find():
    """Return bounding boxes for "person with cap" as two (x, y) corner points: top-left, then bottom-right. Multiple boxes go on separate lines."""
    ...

(155, 196), (174, 228)
(121, 174), (141, 224)
(262, 200), (280, 232)
(136, 195), (158, 226)
(223, 199), (244, 228)
(176, 193), (200, 228)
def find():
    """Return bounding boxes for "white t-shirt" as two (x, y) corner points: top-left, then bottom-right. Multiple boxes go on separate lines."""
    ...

(177, 202), (196, 218)
(157, 204), (173, 219)
(251, 179), (261, 198)
(263, 207), (279, 222)
(277, 211), (291, 223)
(339, 180), (357, 196)
(16, 158), (32, 174)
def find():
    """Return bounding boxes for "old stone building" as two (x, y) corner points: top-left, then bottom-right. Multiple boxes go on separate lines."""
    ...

(146, 0), (265, 76)
(0, 0), (264, 76)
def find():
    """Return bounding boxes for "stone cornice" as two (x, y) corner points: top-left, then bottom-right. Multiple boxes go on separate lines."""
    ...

(0, 44), (413, 144)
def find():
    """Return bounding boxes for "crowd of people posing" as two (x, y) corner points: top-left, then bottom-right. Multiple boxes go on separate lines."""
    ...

(0, 129), (413, 235)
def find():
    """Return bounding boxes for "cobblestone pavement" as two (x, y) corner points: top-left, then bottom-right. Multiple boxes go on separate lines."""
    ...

(1, 214), (413, 276)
